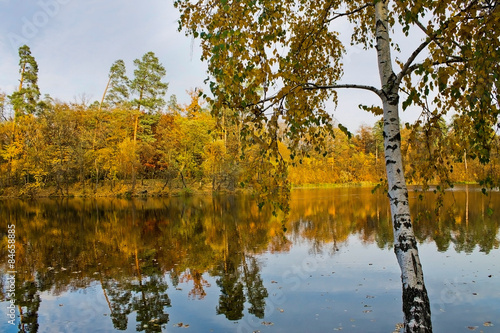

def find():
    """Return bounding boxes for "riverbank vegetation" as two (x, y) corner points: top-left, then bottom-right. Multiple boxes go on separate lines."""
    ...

(1, 92), (499, 198)
(1, 45), (499, 198)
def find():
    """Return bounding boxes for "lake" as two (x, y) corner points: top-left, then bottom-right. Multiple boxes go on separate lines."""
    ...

(1, 186), (499, 332)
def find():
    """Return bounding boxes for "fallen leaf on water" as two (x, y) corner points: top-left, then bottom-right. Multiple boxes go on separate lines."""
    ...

(467, 326), (478, 330)
(261, 321), (274, 326)
(483, 321), (493, 327)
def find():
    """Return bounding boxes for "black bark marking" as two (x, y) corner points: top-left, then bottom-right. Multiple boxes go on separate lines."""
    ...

(388, 93), (399, 106)
(375, 19), (385, 30)
(391, 185), (402, 191)
(393, 213), (411, 230)
(396, 234), (417, 252)
(383, 131), (387, 138)
(390, 117), (397, 122)
(386, 144), (398, 151)
(389, 133), (401, 142)
(401, 284), (432, 333)
(397, 168), (401, 174)
(386, 160), (396, 165)
(411, 253), (420, 283)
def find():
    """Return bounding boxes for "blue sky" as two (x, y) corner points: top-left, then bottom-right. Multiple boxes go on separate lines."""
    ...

(0, 0), (423, 130)
(0, 0), (207, 109)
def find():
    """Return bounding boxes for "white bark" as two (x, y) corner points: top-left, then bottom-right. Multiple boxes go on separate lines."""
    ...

(374, 1), (432, 332)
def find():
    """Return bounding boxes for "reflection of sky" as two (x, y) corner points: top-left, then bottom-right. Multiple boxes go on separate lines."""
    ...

(2, 233), (498, 332)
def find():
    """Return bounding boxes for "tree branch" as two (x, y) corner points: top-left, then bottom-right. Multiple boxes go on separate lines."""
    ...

(326, 3), (373, 23)
(397, 0), (479, 83)
(303, 83), (383, 98)
(397, 39), (432, 85)
(404, 58), (465, 77)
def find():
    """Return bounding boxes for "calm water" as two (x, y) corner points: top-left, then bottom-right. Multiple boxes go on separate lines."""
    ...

(0, 186), (499, 333)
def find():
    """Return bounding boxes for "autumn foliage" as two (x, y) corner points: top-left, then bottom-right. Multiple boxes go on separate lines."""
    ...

(0, 93), (498, 197)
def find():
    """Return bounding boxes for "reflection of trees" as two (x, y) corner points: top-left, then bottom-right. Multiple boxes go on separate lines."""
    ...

(213, 255), (268, 321)
(131, 249), (171, 332)
(216, 262), (245, 320)
(103, 279), (132, 330)
(16, 280), (40, 333)
(287, 187), (500, 254)
(288, 188), (394, 252)
(0, 195), (280, 328)
(210, 195), (269, 321)
(243, 256), (268, 318)
(131, 274), (170, 332)
(0, 187), (498, 329)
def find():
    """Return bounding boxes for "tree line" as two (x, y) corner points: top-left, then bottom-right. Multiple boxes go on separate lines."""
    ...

(0, 45), (499, 198)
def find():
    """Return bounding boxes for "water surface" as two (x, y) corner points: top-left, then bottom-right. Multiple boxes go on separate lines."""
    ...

(1, 186), (499, 332)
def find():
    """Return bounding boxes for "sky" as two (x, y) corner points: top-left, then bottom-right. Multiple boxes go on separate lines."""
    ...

(0, 0), (423, 131)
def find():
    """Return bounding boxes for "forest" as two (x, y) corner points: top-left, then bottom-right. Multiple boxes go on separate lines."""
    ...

(1, 45), (499, 198)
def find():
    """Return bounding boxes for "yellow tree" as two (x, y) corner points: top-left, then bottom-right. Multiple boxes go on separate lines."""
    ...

(175, 1), (499, 331)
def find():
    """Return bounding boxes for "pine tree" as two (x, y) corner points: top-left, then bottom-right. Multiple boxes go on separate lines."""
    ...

(9, 45), (41, 117)
(101, 59), (130, 110)
(130, 52), (168, 114)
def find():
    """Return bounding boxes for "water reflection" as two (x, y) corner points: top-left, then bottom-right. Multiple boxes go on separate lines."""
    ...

(0, 186), (499, 332)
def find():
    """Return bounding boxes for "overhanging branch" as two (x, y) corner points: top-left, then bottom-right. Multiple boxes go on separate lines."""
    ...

(398, 0), (480, 83)
(405, 58), (465, 77)
(303, 82), (383, 98)
(326, 3), (373, 23)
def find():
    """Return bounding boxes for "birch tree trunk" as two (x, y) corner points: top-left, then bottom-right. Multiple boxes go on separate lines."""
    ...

(374, 1), (432, 332)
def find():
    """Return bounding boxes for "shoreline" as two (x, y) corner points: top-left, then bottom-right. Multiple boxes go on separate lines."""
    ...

(0, 181), (482, 199)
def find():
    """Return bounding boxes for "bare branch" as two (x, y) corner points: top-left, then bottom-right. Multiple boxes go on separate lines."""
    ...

(397, 39), (432, 85)
(326, 3), (373, 23)
(404, 58), (465, 77)
(303, 83), (383, 98)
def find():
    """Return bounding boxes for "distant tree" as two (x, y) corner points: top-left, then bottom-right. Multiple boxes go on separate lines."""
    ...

(130, 52), (168, 113)
(101, 59), (130, 110)
(167, 94), (182, 114)
(0, 91), (8, 121)
(9, 45), (41, 117)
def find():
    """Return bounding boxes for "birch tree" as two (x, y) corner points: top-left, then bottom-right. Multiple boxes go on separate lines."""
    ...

(175, 0), (499, 331)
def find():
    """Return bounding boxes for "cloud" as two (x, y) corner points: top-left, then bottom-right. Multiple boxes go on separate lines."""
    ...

(0, 0), (424, 130)
(0, 0), (208, 105)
